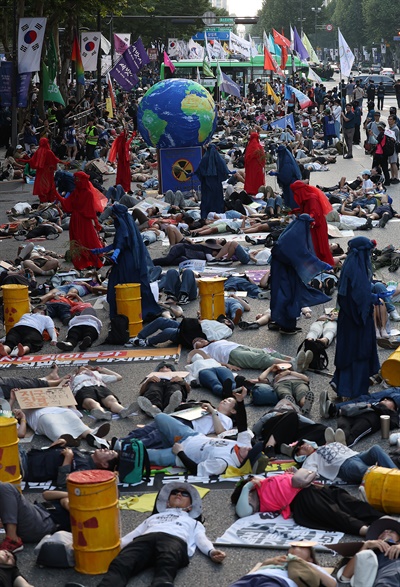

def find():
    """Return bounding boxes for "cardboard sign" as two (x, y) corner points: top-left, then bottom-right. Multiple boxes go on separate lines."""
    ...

(171, 406), (205, 421)
(15, 386), (76, 409)
(146, 371), (189, 380)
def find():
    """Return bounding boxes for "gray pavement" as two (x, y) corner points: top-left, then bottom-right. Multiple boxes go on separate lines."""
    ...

(3, 93), (400, 586)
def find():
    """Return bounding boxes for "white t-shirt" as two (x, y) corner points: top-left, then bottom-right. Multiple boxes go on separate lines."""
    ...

(68, 315), (102, 335)
(24, 406), (79, 432)
(15, 313), (57, 341)
(205, 340), (239, 364)
(178, 430), (252, 476)
(185, 357), (221, 382)
(120, 508), (214, 557)
(192, 412), (233, 435)
(362, 179), (374, 191)
(303, 442), (358, 480)
(200, 320), (232, 341)
(249, 563), (335, 587)
(70, 370), (119, 394)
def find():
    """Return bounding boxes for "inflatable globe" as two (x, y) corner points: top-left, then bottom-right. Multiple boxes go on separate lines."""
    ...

(137, 78), (217, 149)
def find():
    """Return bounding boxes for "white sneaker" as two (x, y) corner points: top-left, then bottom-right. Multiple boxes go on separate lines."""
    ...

(390, 310), (400, 321)
(389, 432), (400, 445)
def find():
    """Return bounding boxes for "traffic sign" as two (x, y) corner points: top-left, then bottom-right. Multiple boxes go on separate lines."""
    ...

(219, 17), (235, 23)
(326, 24), (333, 31)
(202, 11), (216, 25)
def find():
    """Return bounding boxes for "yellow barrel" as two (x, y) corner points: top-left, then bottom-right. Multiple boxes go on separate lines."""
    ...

(198, 277), (226, 320)
(382, 348), (400, 386)
(2, 284), (30, 333)
(67, 470), (120, 574)
(115, 283), (142, 336)
(0, 417), (22, 489)
(363, 466), (400, 514)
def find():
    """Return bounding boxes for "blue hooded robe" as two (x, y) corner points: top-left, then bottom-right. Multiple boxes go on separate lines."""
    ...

(194, 144), (230, 218)
(276, 145), (301, 209)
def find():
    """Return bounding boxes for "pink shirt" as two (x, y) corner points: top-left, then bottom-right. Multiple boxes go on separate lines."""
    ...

(256, 473), (302, 519)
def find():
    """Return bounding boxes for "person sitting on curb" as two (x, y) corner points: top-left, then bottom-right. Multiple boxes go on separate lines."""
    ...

(66, 482), (226, 587)
(69, 366), (134, 421)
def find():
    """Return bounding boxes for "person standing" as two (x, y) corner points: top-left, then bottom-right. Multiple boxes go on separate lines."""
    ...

(366, 80), (376, 107)
(85, 117), (98, 160)
(377, 82), (385, 110)
(353, 81), (364, 110)
(387, 114), (400, 184)
(332, 98), (342, 138)
(395, 78), (400, 109)
(244, 132), (266, 195)
(341, 103), (356, 159)
(353, 100), (362, 145)
(194, 144), (230, 219)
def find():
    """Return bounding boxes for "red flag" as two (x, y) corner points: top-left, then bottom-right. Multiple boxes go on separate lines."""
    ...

(273, 29), (291, 48)
(163, 51), (175, 73)
(281, 46), (288, 69)
(264, 46), (276, 71)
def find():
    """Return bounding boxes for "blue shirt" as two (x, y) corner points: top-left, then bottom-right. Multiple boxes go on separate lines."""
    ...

(343, 109), (355, 129)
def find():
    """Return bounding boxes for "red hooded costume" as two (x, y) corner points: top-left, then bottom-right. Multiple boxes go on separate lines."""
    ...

(56, 172), (107, 270)
(108, 131), (133, 192)
(290, 180), (335, 265)
(28, 138), (64, 203)
(244, 132), (266, 195)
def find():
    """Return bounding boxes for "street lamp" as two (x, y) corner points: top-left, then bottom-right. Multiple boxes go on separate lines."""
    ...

(311, 7), (322, 57)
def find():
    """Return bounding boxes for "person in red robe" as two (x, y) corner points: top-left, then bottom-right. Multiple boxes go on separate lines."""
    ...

(27, 138), (65, 203)
(290, 180), (335, 266)
(244, 132), (266, 195)
(56, 172), (107, 270)
(108, 130), (133, 193)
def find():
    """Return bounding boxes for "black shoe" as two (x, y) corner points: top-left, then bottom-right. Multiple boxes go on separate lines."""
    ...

(389, 257), (400, 272)
(238, 321), (260, 330)
(343, 155), (353, 159)
(178, 293), (190, 305)
(391, 178), (400, 184)
(245, 235), (257, 245)
(324, 277), (336, 296)
(279, 326), (302, 334)
(379, 212), (391, 228)
(357, 218), (373, 231)
(56, 341), (74, 351)
(222, 378), (233, 398)
(79, 336), (92, 351)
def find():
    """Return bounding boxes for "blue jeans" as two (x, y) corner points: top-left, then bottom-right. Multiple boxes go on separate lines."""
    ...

(224, 276), (260, 298)
(266, 196), (283, 212)
(234, 245), (250, 265)
(138, 317), (180, 345)
(147, 413), (198, 466)
(337, 389), (400, 409)
(198, 367), (235, 395)
(46, 302), (71, 323)
(251, 384), (278, 406)
(159, 269), (197, 300)
(225, 297), (244, 321)
(372, 282), (395, 313)
(338, 446), (397, 483)
(225, 210), (242, 219)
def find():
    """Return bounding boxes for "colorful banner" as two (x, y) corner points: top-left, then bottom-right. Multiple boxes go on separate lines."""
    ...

(229, 31), (252, 59)
(71, 34), (85, 84)
(0, 348), (181, 370)
(123, 39), (150, 74)
(263, 113), (295, 131)
(163, 50), (175, 73)
(217, 63), (241, 98)
(81, 32), (101, 72)
(0, 62), (31, 108)
(188, 38), (204, 60)
(42, 62), (65, 105)
(18, 17), (47, 73)
(284, 84), (313, 109)
(109, 57), (138, 91)
(114, 33), (130, 54)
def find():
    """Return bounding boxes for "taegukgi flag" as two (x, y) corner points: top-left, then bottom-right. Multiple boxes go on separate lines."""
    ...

(18, 17), (47, 73)
(81, 32), (101, 72)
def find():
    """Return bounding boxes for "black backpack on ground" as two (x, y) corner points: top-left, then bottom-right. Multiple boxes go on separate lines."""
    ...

(297, 339), (329, 370)
(102, 314), (130, 345)
(118, 438), (151, 485)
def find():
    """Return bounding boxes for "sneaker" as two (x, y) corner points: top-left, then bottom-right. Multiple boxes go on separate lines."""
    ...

(390, 310), (400, 322)
(90, 408), (112, 421)
(129, 337), (147, 347)
(335, 428), (347, 445)
(90, 422), (111, 438)
(391, 178), (400, 184)
(319, 389), (331, 419)
(0, 536), (24, 553)
(238, 321), (260, 330)
(379, 212), (391, 228)
(233, 308), (243, 325)
(280, 443), (295, 457)
(86, 434), (110, 449)
(119, 402), (136, 419)
(79, 336), (92, 351)
(163, 390), (183, 414)
(389, 432), (400, 446)
(215, 259), (233, 265)
(324, 426), (335, 444)
(279, 326), (302, 334)
(296, 350), (306, 373)
(57, 341), (74, 351)
(300, 391), (314, 415)
(245, 235), (257, 245)
(137, 396), (161, 417)
(303, 350), (314, 371)
(358, 485), (368, 502)
(178, 293), (190, 305)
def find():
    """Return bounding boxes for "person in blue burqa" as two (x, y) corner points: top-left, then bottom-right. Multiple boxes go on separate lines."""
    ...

(194, 143), (231, 219)
(91, 203), (161, 321)
(331, 237), (386, 400)
(269, 214), (333, 334)
(270, 145), (301, 209)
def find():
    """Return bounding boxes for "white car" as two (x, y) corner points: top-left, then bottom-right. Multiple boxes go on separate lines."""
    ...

(380, 67), (395, 78)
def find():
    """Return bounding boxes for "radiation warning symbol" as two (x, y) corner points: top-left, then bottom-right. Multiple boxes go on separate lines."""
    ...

(172, 158), (193, 182)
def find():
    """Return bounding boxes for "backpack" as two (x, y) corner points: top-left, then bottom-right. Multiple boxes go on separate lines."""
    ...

(65, 127), (74, 143)
(297, 339), (329, 371)
(102, 314), (130, 345)
(118, 438), (151, 485)
(383, 137), (395, 157)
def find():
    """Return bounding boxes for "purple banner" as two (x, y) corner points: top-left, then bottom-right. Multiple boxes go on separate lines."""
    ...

(110, 57), (138, 91)
(18, 72), (32, 108)
(0, 62), (12, 107)
(123, 39), (150, 74)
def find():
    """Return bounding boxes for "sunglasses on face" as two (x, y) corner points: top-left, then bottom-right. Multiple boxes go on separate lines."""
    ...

(170, 489), (191, 498)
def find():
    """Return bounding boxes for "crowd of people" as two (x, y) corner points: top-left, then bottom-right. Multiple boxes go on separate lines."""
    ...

(0, 67), (400, 587)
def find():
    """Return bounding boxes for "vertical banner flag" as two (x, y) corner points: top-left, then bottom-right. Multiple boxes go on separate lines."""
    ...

(248, 35), (259, 58)
(229, 31), (251, 59)
(266, 82), (280, 104)
(217, 62), (241, 98)
(0, 62), (32, 107)
(109, 59), (138, 90)
(163, 51), (176, 73)
(123, 39), (150, 73)
(114, 33), (130, 55)
(302, 33), (319, 63)
(203, 54), (214, 77)
(42, 62), (65, 105)
(188, 39), (204, 60)
(285, 84), (313, 109)
(101, 34), (111, 55)
(46, 34), (58, 80)
(71, 34), (85, 84)
(338, 28), (354, 78)
(18, 17), (47, 73)
(273, 29), (291, 48)
(81, 32), (101, 72)
(293, 27), (309, 60)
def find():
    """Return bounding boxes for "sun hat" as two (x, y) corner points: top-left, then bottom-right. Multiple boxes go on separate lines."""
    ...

(155, 482), (202, 519)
